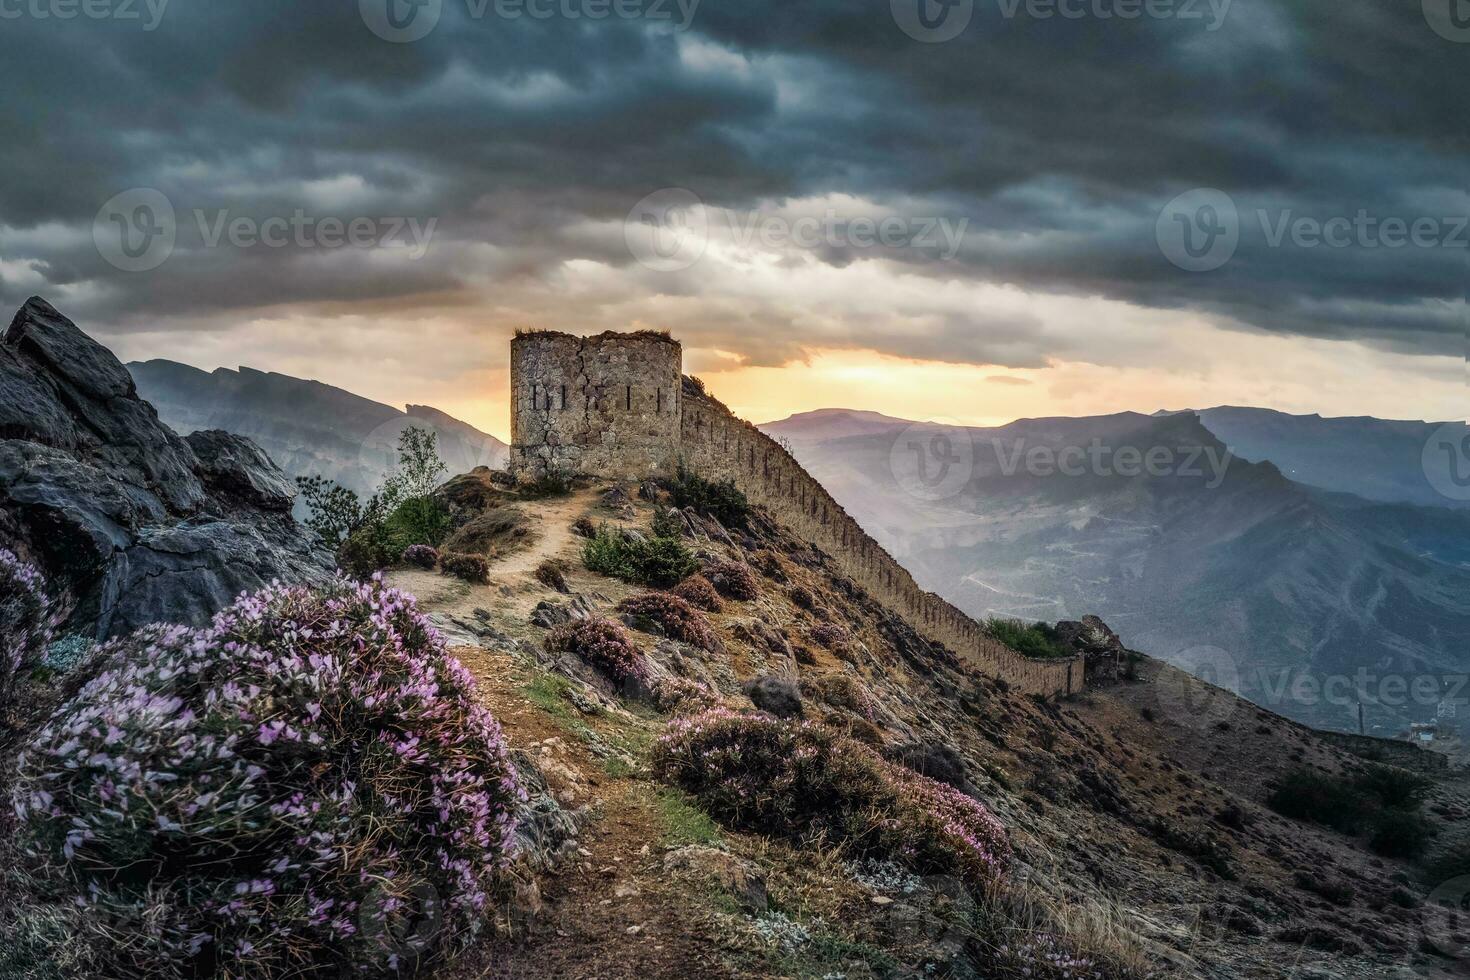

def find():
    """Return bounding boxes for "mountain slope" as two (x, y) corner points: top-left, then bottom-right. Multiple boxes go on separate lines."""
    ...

(129, 359), (506, 499)
(765, 410), (1470, 734)
(1189, 406), (1466, 510)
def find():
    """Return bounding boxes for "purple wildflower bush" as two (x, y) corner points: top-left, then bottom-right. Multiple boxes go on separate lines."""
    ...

(1, 548), (59, 708)
(704, 560), (759, 601)
(401, 544), (439, 570)
(649, 677), (723, 716)
(986, 932), (1111, 980)
(808, 623), (851, 652)
(616, 592), (718, 651)
(10, 575), (523, 978)
(669, 575), (723, 612)
(652, 709), (1010, 887)
(545, 617), (647, 686)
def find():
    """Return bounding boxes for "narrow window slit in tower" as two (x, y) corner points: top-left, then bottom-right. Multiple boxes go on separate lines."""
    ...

(626, 386), (632, 410)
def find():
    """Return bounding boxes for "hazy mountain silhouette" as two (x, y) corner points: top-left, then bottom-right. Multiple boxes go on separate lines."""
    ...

(764, 408), (1470, 735)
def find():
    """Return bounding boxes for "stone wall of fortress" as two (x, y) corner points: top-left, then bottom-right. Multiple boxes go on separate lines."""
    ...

(678, 383), (1084, 697)
(510, 332), (1084, 697)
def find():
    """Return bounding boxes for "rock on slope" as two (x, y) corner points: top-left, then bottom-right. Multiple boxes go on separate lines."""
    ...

(0, 297), (331, 638)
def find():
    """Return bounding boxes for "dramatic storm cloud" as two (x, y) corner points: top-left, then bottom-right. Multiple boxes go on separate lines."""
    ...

(0, 0), (1463, 431)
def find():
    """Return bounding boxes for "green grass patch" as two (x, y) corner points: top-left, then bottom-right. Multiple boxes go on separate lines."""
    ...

(984, 618), (1073, 659)
(654, 789), (721, 847)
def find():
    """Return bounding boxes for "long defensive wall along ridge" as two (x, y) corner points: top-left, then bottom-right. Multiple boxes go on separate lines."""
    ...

(510, 330), (1085, 697)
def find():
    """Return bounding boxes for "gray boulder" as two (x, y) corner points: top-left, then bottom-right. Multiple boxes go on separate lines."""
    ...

(0, 297), (331, 639)
(744, 674), (804, 718)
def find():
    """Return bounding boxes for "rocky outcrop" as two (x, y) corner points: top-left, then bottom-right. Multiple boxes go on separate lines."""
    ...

(1054, 614), (1136, 684)
(0, 297), (331, 638)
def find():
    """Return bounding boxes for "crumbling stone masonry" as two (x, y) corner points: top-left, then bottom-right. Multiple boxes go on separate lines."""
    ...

(510, 330), (683, 480)
(510, 330), (1085, 697)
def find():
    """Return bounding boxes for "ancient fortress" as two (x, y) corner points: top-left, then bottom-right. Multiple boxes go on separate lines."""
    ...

(510, 330), (1085, 697)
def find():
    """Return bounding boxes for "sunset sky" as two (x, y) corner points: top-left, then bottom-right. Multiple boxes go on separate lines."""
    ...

(2, 2), (1464, 441)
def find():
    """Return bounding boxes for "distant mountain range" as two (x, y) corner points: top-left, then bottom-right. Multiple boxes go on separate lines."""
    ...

(129, 361), (507, 508)
(128, 364), (1468, 734)
(764, 408), (1470, 735)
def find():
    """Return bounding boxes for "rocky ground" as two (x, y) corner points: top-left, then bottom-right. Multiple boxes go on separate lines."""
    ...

(377, 482), (1468, 980)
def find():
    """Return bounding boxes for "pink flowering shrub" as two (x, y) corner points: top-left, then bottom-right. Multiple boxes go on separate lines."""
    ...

(670, 575), (723, 612)
(983, 931), (1115, 980)
(617, 593), (717, 651)
(1, 548), (58, 707)
(704, 560), (759, 601)
(10, 576), (523, 978)
(440, 551), (490, 583)
(650, 677), (722, 715)
(545, 617), (647, 685)
(800, 674), (878, 722)
(402, 543), (439, 569)
(808, 623), (851, 652)
(652, 709), (1010, 886)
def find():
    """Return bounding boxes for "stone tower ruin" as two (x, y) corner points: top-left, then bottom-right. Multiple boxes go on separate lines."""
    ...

(508, 329), (1086, 697)
(510, 330), (683, 480)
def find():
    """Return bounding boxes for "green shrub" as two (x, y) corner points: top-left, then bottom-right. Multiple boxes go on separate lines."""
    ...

(336, 523), (396, 580)
(1353, 764), (1432, 810)
(1424, 841), (1470, 883)
(668, 469), (750, 527)
(582, 525), (699, 587)
(1367, 810), (1436, 859)
(984, 618), (1072, 659)
(1266, 769), (1366, 833)
(381, 495), (451, 553)
(1267, 764), (1436, 852)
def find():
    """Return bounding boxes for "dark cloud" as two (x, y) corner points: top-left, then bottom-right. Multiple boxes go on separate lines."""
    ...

(0, 0), (1462, 367)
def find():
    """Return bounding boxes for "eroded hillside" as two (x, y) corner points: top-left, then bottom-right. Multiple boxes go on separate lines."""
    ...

(378, 479), (1469, 980)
